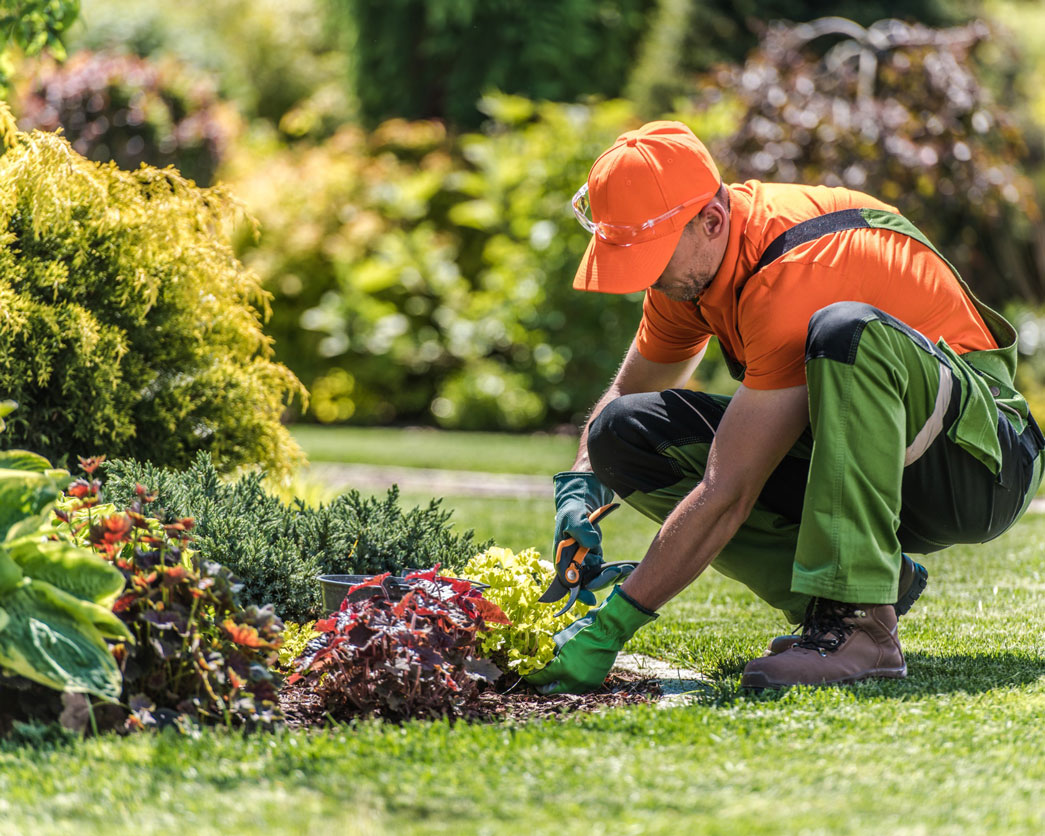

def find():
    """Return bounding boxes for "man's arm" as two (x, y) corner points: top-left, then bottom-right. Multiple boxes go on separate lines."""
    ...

(572, 340), (705, 470)
(620, 383), (810, 610)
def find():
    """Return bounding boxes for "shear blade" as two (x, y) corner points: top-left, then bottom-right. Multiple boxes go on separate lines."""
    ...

(552, 586), (581, 618)
(538, 577), (569, 604)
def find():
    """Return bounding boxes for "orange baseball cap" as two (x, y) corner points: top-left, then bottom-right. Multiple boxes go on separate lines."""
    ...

(572, 121), (721, 294)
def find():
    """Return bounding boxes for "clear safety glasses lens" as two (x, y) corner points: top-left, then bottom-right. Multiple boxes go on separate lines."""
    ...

(570, 182), (718, 247)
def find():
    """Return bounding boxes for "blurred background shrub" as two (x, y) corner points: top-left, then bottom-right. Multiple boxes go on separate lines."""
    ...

(701, 17), (1043, 307)
(65, 0), (351, 141)
(0, 0), (80, 91)
(5, 0), (1045, 438)
(14, 50), (240, 185)
(228, 97), (680, 430)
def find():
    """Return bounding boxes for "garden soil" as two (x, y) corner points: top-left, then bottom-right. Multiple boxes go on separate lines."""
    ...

(278, 670), (661, 727)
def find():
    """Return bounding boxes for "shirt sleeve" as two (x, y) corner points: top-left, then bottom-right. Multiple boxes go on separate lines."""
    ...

(634, 289), (712, 363)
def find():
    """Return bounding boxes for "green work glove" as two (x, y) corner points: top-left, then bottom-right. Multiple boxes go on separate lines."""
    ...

(524, 586), (657, 695)
(553, 471), (615, 597)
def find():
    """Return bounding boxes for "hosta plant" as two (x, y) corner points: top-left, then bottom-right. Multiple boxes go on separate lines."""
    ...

(0, 403), (131, 701)
(461, 546), (591, 676)
(56, 459), (285, 730)
(287, 568), (508, 722)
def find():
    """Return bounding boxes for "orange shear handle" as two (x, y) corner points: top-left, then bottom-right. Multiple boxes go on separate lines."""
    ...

(556, 503), (619, 586)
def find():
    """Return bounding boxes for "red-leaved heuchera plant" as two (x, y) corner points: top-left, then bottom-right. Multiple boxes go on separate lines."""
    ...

(288, 568), (509, 721)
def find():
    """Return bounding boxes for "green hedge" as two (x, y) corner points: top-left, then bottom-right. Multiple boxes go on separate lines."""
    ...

(330, 0), (652, 129)
(0, 104), (304, 474)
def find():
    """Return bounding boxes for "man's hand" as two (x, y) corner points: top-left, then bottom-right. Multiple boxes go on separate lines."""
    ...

(525, 587), (657, 695)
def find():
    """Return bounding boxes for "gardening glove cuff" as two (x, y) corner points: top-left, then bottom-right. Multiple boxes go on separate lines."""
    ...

(553, 470), (615, 555)
(525, 586), (657, 695)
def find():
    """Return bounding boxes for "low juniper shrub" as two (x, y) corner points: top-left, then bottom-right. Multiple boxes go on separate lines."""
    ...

(101, 452), (490, 621)
(287, 568), (508, 722)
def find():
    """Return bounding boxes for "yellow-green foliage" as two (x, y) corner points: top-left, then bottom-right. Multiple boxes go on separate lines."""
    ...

(277, 619), (318, 671)
(461, 546), (590, 676)
(0, 101), (305, 475)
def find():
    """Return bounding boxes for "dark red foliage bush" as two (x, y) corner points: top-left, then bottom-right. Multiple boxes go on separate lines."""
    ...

(700, 18), (1044, 305)
(288, 568), (509, 722)
(15, 50), (240, 185)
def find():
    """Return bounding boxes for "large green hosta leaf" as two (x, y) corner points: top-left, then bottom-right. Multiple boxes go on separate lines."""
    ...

(5, 536), (125, 607)
(0, 468), (67, 541)
(0, 579), (124, 699)
(0, 449), (61, 475)
(0, 549), (23, 595)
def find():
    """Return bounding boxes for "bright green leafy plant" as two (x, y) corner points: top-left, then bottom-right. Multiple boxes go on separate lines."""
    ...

(276, 620), (317, 672)
(461, 546), (591, 676)
(0, 402), (130, 701)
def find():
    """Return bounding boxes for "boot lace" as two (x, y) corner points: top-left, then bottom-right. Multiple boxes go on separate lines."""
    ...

(794, 598), (860, 653)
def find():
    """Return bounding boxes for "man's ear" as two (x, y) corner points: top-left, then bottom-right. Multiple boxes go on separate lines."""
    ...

(701, 201), (728, 240)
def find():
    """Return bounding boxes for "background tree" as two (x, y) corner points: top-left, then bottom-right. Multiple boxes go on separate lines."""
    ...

(700, 17), (1043, 306)
(0, 1), (78, 84)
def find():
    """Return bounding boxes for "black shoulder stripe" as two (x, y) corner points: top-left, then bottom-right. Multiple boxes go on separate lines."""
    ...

(752, 208), (871, 274)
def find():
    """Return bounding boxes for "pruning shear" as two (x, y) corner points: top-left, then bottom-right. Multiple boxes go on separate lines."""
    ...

(537, 503), (639, 617)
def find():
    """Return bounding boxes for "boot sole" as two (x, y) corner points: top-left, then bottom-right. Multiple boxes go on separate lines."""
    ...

(741, 664), (907, 690)
(894, 557), (928, 616)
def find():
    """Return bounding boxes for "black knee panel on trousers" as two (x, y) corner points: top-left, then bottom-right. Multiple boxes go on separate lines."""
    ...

(587, 389), (810, 523)
(805, 301), (882, 365)
(806, 301), (938, 367)
(587, 391), (723, 498)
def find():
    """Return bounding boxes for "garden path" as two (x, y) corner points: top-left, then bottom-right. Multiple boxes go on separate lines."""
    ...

(305, 462), (1045, 512)
(304, 461), (551, 498)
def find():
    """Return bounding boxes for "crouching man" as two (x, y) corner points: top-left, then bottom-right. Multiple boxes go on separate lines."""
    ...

(526, 121), (1043, 693)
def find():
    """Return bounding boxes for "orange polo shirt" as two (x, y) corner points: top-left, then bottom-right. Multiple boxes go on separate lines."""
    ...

(635, 181), (998, 389)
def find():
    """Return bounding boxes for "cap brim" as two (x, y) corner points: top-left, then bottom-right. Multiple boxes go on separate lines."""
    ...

(572, 229), (683, 294)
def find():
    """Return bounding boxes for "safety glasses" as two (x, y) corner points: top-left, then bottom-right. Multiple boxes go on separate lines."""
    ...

(571, 182), (718, 246)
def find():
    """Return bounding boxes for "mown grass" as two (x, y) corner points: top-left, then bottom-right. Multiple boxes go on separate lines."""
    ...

(290, 423), (578, 475)
(2, 508), (1044, 834)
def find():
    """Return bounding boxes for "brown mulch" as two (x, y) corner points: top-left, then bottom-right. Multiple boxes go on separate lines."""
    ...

(278, 669), (661, 728)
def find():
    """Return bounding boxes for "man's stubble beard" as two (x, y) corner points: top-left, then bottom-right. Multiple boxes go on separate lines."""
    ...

(658, 268), (715, 302)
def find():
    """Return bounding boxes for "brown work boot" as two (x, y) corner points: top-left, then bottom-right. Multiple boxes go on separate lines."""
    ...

(761, 554), (928, 656)
(742, 598), (906, 688)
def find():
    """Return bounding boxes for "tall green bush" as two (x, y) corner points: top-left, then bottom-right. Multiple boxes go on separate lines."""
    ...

(330, 0), (652, 129)
(0, 104), (304, 474)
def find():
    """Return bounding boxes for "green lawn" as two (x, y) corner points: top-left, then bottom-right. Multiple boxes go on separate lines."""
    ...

(290, 424), (578, 474)
(3, 507), (1045, 834)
